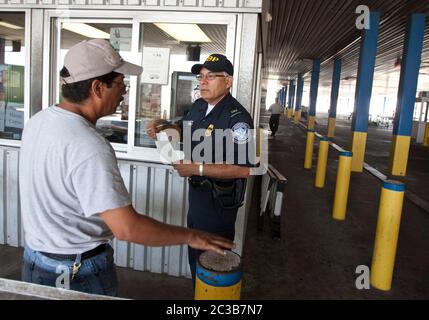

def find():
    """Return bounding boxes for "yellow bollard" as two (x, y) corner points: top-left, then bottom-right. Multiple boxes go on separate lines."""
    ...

(294, 110), (301, 123)
(370, 180), (405, 291)
(195, 251), (242, 300)
(315, 137), (329, 188)
(424, 122), (429, 146)
(332, 151), (353, 220)
(304, 130), (315, 169)
(287, 108), (293, 119)
(327, 117), (336, 138)
(307, 116), (315, 130)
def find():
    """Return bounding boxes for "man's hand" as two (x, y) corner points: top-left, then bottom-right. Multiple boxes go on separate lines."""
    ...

(187, 229), (235, 255)
(172, 161), (199, 177)
(101, 205), (234, 253)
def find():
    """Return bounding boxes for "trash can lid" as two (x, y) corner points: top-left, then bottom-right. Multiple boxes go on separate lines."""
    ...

(199, 250), (241, 272)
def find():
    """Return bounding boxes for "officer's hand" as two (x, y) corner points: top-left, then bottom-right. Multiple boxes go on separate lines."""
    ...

(187, 229), (235, 255)
(172, 161), (198, 177)
(146, 119), (167, 139)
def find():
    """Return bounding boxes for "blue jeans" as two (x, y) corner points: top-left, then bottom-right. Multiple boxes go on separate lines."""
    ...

(22, 244), (118, 296)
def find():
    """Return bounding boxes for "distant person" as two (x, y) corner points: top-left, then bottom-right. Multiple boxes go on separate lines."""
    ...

(268, 97), (282, 137)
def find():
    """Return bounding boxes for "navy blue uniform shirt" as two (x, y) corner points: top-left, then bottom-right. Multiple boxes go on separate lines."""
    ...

(181, 92), (255, 170)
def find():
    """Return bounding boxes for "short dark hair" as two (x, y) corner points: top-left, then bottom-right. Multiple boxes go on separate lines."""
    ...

(60, 67), (120, 103)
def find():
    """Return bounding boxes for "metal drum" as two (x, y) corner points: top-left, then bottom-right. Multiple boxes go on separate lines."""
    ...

(194, 250), (242, 300)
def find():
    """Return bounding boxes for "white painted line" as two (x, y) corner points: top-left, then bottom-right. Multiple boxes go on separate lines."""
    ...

(293, 120), (429, 214)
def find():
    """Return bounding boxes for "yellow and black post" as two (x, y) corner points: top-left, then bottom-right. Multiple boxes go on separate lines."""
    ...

(315, 137), (329, 188)
(304, 129), (315, 169)
(370, 180), (405, 291)
(332, 151), (353, 220)
(195, 251), (242, 300)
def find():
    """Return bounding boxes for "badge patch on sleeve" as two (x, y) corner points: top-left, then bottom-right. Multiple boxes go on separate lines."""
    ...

(232, 122), (250, 144)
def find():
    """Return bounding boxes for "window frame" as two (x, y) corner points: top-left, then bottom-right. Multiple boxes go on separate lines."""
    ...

(44, 9), (238, 163)
(0, 9), (31, 148)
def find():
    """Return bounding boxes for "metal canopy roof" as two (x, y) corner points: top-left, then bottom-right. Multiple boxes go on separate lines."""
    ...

(264, 0), (429, 94)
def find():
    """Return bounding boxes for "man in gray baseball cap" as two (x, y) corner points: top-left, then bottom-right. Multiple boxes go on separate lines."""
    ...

(19, 39), (234, 296)
(61, 38), (143, 84)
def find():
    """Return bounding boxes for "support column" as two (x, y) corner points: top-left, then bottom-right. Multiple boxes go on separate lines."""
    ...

(351, 12), (380, 172)
(390, 13), (426, 176)
(294, 73), (304, 123)
(327, 59), (342, 137)
(283, 85), (288, 109)
(284, 83), (290, 117)
(308, 59), (320, 130)
(287, 80), (295, 119)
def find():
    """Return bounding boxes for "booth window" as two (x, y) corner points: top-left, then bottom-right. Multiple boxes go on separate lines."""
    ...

(135, 23), (227, 148)
(59, 22), (133, 145)
(0, 12), (25, 141)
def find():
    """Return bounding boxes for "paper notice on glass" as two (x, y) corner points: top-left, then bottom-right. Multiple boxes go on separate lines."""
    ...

(5, 103), (24, 129)
(110, 27), (132, 51)
(155, 140), (184, 164)
(142, 47), (170, 85)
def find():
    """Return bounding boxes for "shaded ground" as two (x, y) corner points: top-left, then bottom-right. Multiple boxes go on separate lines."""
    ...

(240, 111), (429, 299)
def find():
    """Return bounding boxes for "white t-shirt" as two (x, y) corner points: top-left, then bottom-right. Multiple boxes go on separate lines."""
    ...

(19, 106), (131, 254)
(206, 103), (215, 116)
(268, 102), (283, 115)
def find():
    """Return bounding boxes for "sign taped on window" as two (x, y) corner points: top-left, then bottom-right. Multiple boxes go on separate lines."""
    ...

(110, 27), (132, 51)
(142, 47), (170, 85)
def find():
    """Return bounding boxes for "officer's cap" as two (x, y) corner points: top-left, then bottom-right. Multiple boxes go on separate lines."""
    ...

(191, 54), (234, 76)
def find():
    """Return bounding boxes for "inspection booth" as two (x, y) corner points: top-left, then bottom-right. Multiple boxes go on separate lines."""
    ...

(0, 0), (264, 282)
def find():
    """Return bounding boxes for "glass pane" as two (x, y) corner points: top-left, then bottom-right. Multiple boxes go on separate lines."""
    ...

(135, 23), (227, 148)
(59, 22), (133, 144)
(0, 12), (26, 141)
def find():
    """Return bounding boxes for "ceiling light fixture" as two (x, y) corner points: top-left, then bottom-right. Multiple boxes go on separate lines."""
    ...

(154, 23), (211, 43)
(0, 20), (23, 30)
(62, 22), (110, 39)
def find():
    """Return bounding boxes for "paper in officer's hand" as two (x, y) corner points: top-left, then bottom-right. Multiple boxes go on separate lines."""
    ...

(156, 131), (169, 141)
(155, 140), (184, 164)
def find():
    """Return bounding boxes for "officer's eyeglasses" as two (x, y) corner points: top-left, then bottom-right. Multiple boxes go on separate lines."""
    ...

(111, 80), (130, 93)
(196, 72), (229, 82)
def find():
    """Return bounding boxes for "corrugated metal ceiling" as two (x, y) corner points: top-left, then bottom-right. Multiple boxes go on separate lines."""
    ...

(264, 0), (429, 91)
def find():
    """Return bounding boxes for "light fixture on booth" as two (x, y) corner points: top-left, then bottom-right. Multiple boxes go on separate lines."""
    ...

(186, 43), (201, 61)
(154, 23), (211, 43)
(0, 20), (23, 30)
(62, 23), (110, 39)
